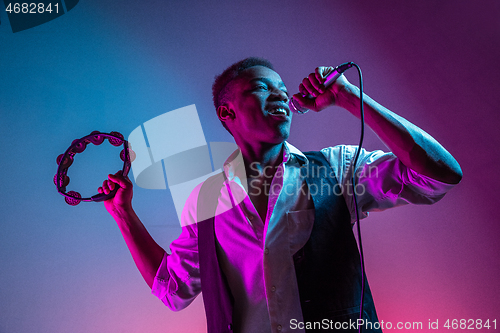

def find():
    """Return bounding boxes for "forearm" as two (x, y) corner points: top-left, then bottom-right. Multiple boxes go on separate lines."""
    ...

(337, 84), (463, 184)
(112, 207), (166, 289)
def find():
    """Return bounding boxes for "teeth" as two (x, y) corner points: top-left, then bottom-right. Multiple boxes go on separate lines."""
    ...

(270, 108), (287, 115)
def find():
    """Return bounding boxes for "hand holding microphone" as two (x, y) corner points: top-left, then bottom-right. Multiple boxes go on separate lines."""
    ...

(290, 62), (354, 114)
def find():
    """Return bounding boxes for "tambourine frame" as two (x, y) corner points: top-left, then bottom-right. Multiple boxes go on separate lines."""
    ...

(55, 131), (132, 205)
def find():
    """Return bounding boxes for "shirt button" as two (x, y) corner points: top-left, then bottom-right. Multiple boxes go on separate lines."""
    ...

(264, 248), (269, 255)
(271, 286), (276, 292)
(277, 324), (282, 331)
(247, 214), (254, 221)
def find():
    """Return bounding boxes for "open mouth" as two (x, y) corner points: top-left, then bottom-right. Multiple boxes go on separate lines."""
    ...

(268, 107), (288, 117)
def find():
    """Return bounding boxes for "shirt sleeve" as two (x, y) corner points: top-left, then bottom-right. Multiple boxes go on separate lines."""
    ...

(321, 145), (456, 223)
(151, 184), (203, 311)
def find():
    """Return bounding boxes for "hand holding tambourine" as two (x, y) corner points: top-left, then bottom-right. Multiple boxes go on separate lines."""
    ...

(54, 131), (135, 206)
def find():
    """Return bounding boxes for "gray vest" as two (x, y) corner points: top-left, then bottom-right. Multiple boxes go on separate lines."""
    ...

(197, 151), (381, 332)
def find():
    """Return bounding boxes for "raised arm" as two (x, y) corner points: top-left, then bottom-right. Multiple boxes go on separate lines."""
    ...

(99, 171), (165, 288)
(293, 67), (463, 184)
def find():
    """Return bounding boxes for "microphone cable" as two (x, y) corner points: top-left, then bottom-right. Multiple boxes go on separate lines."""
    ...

(349, 63), (366, 333)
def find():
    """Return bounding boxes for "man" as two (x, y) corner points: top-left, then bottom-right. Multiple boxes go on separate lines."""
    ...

(99, 58), (462, 332)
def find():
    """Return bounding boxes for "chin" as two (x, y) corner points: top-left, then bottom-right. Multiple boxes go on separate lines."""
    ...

(270, 129), (290, 144)
(277, 124), (291, 141)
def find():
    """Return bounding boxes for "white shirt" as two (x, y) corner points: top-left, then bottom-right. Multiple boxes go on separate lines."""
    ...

(152, 142), (454, 333)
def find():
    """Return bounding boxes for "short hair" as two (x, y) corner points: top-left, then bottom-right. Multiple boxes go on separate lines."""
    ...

(212, 57), (275, 133)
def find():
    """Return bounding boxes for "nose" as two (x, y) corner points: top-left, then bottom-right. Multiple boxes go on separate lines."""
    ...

(269, 87), (289, 103)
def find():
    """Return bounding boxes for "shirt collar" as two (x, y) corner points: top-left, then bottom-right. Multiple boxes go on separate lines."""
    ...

(222, 141), (308, 182)
(284, 141), (308, 166)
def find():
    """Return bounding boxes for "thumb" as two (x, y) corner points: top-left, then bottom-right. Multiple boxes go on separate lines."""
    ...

(315, 66), (335, 83)
(108, 171), (129, 188)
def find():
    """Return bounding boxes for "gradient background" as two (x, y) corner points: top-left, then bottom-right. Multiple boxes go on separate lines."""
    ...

(1, 1), (499, 332)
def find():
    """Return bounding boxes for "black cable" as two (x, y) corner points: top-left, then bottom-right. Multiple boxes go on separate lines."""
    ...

(348, 63), (366, 333)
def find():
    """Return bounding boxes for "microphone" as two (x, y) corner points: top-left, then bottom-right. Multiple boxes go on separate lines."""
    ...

(289, 62), (354, 114)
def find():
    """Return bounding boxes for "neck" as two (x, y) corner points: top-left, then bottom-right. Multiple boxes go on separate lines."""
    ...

(237, 140), (285, 177)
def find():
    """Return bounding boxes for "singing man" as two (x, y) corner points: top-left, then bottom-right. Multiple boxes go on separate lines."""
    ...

(99, 57), (462, 332)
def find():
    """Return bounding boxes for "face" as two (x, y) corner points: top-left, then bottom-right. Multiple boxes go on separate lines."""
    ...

(221, 66), (292, 145)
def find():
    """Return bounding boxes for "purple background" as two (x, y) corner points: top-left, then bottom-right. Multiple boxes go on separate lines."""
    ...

(1, 1), (499, 332)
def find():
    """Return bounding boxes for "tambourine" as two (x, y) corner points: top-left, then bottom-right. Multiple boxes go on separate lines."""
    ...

(54, 131), (136, 206)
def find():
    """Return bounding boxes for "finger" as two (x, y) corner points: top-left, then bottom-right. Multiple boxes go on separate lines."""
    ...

(317, 67), (337, 92)
(117, 170), (132, 182)
(293, 93), (316, 111)
(315, 66), (333, 81)
(301, 77), (318, 97)
(308, 72), (324, 94)
(102, 180), (110, 194)
(315, 67), (323, 83)
(316, 66), (335, 81)
(298, 83), (308, 97)
(98, 187), (103, 194)
(103, 179), (117, 194)
(108, 172), (129, 188)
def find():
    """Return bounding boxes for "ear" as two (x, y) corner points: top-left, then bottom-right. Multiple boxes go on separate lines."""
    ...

(217, 104), (235, 123)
